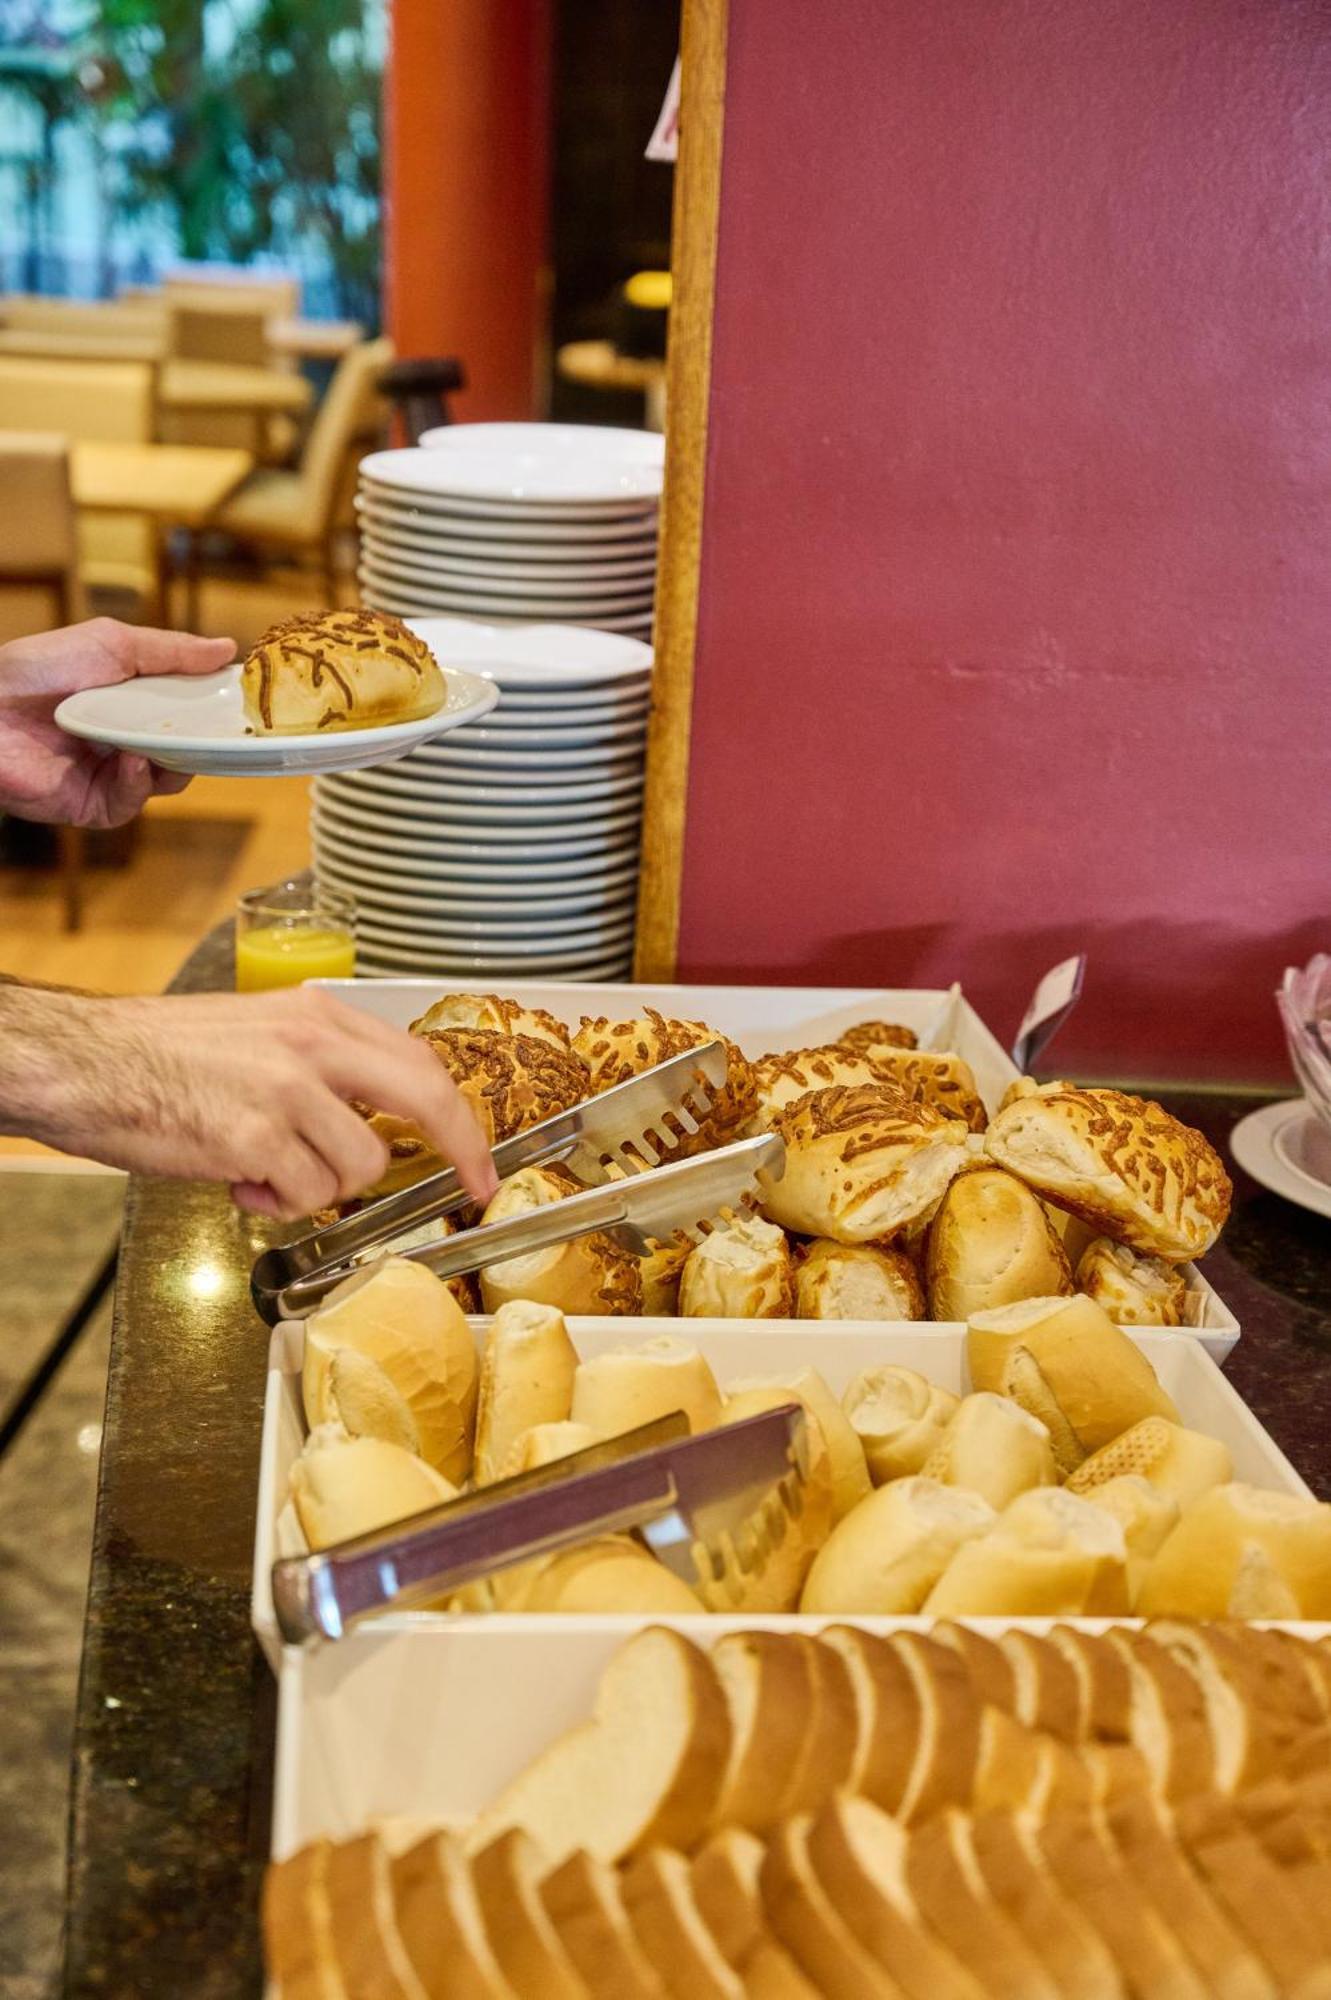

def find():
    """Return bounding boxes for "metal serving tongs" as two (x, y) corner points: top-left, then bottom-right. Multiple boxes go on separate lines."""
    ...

(251, 1040), (749, 1323)
(271, 1401), (810, 1643)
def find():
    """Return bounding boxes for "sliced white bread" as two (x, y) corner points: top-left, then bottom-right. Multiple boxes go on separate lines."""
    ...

(1104, 1791), (1277, 2000)
(1046, 1627), (1134, 1743)
(996, 1630), (1084, 1742)
(1147, 1622), (1292, 1795)
(759, 1814), (905, 1999)
(263, 1839), (346, 2000)
(967, 1707), (1054, 1818)
(467, 1628), (730, 1867)
(816, 1625), (924, 1816)
(325, 1833), (428, 2000)
(965, 1808), (1126, 2000)
(711, 1632), (817, 1833)
(540, 1851), (667, 1999)
(886, 1630), (984, 1824)
(689, 1829), (820, 1998)
(620, 1848), (746, 2000)
(390, 1833), (517, 2000)
(470, 1828), (590, 2000)
(781, 1635), (860, 1818)
(931, 1621), (1020, 1717)
(1102, 1629), (1215, 1799)
(1031, 1808), (1211, 2000)
(901, 1810), (1060, 2000)
(1173, 1794), (1331, 2000)
(804, 1795), (986, 2000)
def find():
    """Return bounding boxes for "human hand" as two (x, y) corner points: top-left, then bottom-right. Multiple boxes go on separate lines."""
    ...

(0, 984), (499, 1219)
(0, 616), (235, 828)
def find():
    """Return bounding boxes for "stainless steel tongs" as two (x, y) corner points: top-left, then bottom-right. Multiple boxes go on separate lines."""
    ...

(252, 1040), (763, 1322)
(271, 1401), (810, 1643)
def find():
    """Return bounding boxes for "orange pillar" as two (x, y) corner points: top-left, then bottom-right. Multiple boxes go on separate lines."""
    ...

(385, 0), (552, 420)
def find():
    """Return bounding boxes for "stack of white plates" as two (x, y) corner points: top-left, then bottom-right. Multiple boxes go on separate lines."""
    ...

(354, 424), (663, 634)
(311, 619), (652, 980)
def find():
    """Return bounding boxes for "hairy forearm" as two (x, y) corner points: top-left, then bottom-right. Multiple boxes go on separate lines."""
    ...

(0, 986), (159, 1151)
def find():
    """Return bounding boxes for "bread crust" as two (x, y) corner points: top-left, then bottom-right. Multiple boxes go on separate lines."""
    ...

(409, 992), (573, 1051)
(572, 1011), (757, 1149)
(762, 1084), (969, 1244)
(925, 1166), (1073, 1320)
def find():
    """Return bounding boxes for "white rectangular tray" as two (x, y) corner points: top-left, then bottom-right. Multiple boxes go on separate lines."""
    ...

(308, 977), (1240, 1357)
(272, 1609), (1331, 1859)
(252, 1317), (1306, 1667)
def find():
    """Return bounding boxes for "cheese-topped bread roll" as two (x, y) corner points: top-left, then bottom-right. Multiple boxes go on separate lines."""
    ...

(478, 1165), (642, 1317)
(751, 1045), (888, 1124)
(794, 1240), (925, 1320)
(408, 991), (573, 1051)
(760, 1084), (969, 1243)
(983, 1084), (1231, 1259)
(678, 1213), (796, 1318)
(856, 1048), (989, 1133)
(241, 608), (445, 733)
(1075, 1237), (1190, 1326)
(925, 1165), (1072, 1320)
(835, 1019), (918, 1055)
(571, 1010), (757, 1149)
(841, 1364), (959, 1483)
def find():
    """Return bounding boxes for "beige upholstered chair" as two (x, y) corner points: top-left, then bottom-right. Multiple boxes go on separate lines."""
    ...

(167, 298), (272, 368)
(0, 431), (86, 928)
(0, 356), (158, 613)
(207, 335), (393, 614)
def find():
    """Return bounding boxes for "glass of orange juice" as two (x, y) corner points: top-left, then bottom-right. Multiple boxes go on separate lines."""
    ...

(235, 878), (357, 991)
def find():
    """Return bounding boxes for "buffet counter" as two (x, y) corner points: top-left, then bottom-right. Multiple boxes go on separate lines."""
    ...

(62, 924), (1331, 1996)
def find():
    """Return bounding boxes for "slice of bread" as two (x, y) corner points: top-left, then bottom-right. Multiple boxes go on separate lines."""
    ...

(817, 1625), (923, 1814)
(901, 1811), (1060, 2000)
(390, 1833), (516, 1999)
(1105, 1792), (1278, 2000)
(620, 1848), (745, 1999)
(781, 1635), (860, 1818)
(1033, 1808), (1211, 2000)
(967, 1707), (1049, 1817)
(468, 1628), (730, 1866)
(689, 1829), (820, 1997)
(931, 1621), (1020, 1716)
(470, 1829), (589, 1999)
(1173, 1795), (1331, 1999)
(759, 1815), (904, 1998)
(997, 1631), (1084, 1741)
(965, 1808), (1126, 2000)
(887, 1631), (983, 1824)
(540, 1851), (667, 1999)
(1103, 1630), (1214, 1798)
(1147, 1622), (1289, 1795)
(263, 1839), (346, 2000)
(325, 1833), (427, 2000)
(804, 1795), (986, 2000)
(711, 1632), (816, 1833)
(1047, 1627), (1134, 1742)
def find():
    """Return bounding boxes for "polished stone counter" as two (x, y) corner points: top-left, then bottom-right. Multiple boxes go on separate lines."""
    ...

(62, 953), (1331, 1994)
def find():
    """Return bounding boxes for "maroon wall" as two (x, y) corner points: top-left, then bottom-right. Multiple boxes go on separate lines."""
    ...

(676, 0), (1331, 1082)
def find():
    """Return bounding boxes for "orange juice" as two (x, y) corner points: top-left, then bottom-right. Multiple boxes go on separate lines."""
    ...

(235, 922), (356, 992)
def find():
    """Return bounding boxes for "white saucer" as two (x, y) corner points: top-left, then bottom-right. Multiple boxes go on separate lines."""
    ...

(399, 619), (651, 689)
(1230, 1098), (1331, 1219)
(356, 494), (659, 548)
(54, 661), (498, 778)
(360, 438), (663, 508)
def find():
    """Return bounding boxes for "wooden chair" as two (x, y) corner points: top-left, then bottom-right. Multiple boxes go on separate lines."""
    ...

(0, 431), (85, 929)
(204, 335), (394, 617)
(0, 356), (158, 618)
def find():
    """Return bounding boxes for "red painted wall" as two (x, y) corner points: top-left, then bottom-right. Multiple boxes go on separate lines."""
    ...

(676, 0), (1331, 1082)
(384, 0), (551, 420)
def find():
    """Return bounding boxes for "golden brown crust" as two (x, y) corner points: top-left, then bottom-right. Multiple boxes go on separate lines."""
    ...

(836, 1019), (919, 1054)
(480, 1162), (643, 1316)
(762, 1083), (970, 1243)
(241, 607), (445, 734)
(408, 992), (573, 1050)
(572, 1010), (758, 1149)
(985, 1085), (1232, 1260)
(751, 1045), (888, 1123)
(857, 1048), (989, 1133)
(419, 1029), (589, 1145)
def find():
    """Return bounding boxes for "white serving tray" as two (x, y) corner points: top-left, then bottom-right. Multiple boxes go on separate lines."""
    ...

(306, 977), (1240, 1356)
(252, 1318), (1305, 1667)
(271, 1610), (1331, 1859)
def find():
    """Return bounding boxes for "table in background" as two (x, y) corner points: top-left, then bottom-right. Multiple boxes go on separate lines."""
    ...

(556, 338), (667, 431)
(71, 440), (253, 624)
(61, 928), (1331, 1993)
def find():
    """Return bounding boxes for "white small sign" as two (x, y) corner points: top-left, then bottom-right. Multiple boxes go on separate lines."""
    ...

(1012, 954), (1087, 1072)
(646, 56), (680, 162)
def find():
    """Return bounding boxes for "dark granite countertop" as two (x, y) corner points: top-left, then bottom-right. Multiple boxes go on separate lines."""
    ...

(62, 948), (1331, 1996)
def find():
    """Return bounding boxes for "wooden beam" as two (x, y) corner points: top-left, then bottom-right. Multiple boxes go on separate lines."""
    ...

(634, 0), (728, 980)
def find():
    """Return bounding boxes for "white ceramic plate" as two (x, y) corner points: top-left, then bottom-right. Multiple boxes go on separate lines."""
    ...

(314, 781), (639, 849)
(355, 908), (637, 949)
(356, 946), (634, 980)
(360, 437), (663, 508)
(394, 619), (651, 690)
(476, 702), (651, 732)
(53, 662), (498, 778)
(358, 539), (658, 587)
(359, 545), (657, 597)
(489, 687), (651, 714)
(1229, 1099), (1331, 1219)
(355, 493), (660, 548)
(321, 785), (641, 834)
(363, 769), (644, 806)
(310, 803), (637, 869)
(312, 862), (638, 921)
(311, 827), (638, 894)
(419, 421), (663, 465)
(377, 593), (654, 637)
(359, 573), (654, 622)
(442, 712), (647, 748)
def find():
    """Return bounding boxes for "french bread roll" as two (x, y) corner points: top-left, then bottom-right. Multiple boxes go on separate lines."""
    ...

(1063, 1415), (1231, 1510)
(799, 1476), (996, 1615)
(500, 1420), (598, 1477)
(983, 1084), (1232, 1259)
(759, 1084), (969, 1244)
(1072, 1473), (1180, 1604)
(923, 1486), (1130, 1617)
(924, 1166), (1073, 1321)
(363, 1028), (588, 1190)
(794, 1240), (926, 1321)
(1223, 1541), (1304, 1619)
(408, 990), (574, 1051)
(478, 1165), (643, 1317)
(1136, 1482), (1331, 1618)
(834, 1019), (918, 1056)
(725, 1364), (870, 1520)
(965, 1294), (1181, 1474)
(677, 1214), (796, 1319)
(467, 1626), (730, 1867)
(473, 1301), (579, 1486)
(496, 1537), (707, 1616)
(841, 1364), (960, 1483)
(241, 607), (445, 733)
(324, 1344), (421, 1456)
(751, 1046), (891, 1124)
(1075, 1237), (1190, 1326)
(288, 1427), (458, 1549)
(856, 1047), (990, 1133)
(302, 1256), (478, 1481)
(571, 1336), (724, 1438)
(571, 1010), (758, 1149)
(710, 1389), (835, 1610)
(919, 1391), (1058, 1509)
